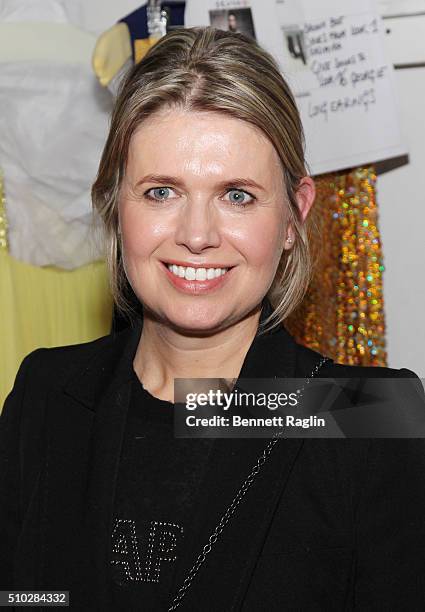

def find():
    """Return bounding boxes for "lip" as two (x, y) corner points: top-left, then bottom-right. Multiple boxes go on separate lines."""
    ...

(161, 259), (235, 269)
(160, 261), (235, 294)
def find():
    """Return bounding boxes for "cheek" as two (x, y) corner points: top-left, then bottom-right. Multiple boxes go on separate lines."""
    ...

(231, 214), (285, 269)
(120, 212), (169, 259)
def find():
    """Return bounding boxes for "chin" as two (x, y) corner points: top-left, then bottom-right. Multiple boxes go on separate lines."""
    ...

(164, 306), (231, 335)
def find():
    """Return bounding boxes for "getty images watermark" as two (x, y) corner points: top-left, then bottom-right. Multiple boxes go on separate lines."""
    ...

(184, 386), (324, 429)
(171, 377), (425, 438)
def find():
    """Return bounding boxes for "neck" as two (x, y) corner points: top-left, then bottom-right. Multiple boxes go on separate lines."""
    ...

(133, 305), (262, 402)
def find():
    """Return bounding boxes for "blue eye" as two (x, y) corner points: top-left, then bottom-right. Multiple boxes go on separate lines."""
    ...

(145, 187), (174, 200)
(225, 189), (255, 207)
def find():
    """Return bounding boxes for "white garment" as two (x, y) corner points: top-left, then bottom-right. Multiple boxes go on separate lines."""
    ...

(0, 0), (146, 268)
(0, 60), (112, 268)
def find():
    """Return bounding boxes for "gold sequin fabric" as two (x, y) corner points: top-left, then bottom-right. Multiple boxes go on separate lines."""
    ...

(286, 166), (387, 367)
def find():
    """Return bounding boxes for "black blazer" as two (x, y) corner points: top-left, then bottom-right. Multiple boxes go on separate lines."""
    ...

(2, 301), (425, 611)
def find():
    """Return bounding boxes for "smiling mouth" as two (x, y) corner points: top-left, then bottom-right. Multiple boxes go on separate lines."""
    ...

(161, 261), (235, 282)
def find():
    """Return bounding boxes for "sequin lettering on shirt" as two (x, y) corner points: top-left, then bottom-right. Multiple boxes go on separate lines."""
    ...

(111, 519), (142, 581)
(111, 517), (184, 584)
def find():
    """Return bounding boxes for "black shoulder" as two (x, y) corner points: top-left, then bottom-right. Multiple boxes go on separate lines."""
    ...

(8, 328), (131, 396)
(294, 341), (335, 376)
(321, 361), (420, 379)
(25, 333), (111, 382)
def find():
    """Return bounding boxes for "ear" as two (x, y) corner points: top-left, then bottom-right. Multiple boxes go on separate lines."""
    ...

(284, 176), (316, 249)
(295, 176), (316, 222)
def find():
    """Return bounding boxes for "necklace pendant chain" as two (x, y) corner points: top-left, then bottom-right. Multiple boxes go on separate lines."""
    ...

(167, 355), (331, 611)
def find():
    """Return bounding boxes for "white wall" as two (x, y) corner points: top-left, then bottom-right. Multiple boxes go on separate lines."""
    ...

(378, 15), (425, 375)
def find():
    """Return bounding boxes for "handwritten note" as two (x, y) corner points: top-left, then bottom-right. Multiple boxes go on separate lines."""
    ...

(277, 0), (406, 174)
(305, 15), (386, 119)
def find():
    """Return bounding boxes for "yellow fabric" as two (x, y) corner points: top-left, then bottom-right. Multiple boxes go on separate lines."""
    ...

(0, 250), (113, 409)
(92, 22), (132, 87)
(134, 36), (161, 63)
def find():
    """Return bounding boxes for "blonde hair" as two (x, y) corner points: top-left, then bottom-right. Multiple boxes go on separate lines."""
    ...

(91, 26), (316, 335)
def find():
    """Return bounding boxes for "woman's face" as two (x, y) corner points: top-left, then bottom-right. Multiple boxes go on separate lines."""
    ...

(119, 107), (313, 333)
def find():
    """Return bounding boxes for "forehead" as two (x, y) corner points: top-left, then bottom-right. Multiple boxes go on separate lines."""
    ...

(126, 108), (282, 182)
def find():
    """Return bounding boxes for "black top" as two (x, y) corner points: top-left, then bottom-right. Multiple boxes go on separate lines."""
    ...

(109, 370), (214, 610)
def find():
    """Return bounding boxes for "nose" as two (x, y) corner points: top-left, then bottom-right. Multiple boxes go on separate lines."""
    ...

(173, 197), (221, 253)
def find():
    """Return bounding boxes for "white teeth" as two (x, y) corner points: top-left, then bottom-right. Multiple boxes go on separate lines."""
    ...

(167, 264), (229, 281)
(196, 268), (207, 281)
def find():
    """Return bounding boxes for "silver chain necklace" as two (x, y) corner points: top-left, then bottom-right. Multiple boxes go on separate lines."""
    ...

(168, 355), (331, 611)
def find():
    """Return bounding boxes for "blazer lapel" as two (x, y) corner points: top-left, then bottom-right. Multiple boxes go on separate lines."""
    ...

(57, 318), (143, 609)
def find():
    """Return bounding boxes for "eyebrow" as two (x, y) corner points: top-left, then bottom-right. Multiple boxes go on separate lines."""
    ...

(134, 174), (266, 192)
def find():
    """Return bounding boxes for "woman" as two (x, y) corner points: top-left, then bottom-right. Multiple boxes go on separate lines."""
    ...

(1, 26), (425, 611)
